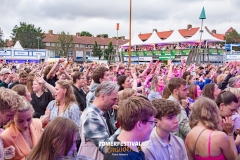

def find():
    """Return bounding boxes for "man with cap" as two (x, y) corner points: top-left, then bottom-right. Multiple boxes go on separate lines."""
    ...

(0, 68), (11, 83)
(0, 68), (15, 88)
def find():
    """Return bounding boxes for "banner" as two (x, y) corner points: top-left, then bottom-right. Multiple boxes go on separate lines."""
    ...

(159, 55), (175, 60)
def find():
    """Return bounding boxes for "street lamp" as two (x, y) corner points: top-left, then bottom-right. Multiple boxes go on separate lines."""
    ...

(37, 36), (40, 50)
(128, 0), (132, 66)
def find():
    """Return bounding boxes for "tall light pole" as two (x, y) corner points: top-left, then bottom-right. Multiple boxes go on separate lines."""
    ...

(37, 36), (40, 50)
(116, 23), (120, 62)
(128, 0), (132, 67)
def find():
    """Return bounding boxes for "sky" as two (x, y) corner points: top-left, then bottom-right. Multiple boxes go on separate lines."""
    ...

(0, 0), (240, 40)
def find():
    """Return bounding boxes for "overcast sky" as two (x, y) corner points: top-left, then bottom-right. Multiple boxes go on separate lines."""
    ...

(1, 0), (239, 40)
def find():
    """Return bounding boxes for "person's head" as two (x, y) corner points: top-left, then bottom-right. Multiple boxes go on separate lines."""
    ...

(188, 84), (201, 100)
(216, 74), (227, 85)
(12, 84), (32, 102)
(118, 66), (125, 74)
(117, 96), (157, 142)
(216, 91), (239, 117)
(202, 83), (220, 100)
(26, 74), (34, 94)
(54, 80), (77, 110)
(162, 84), (171, 99)
(0, 68), (11, 81)
(124, 68), (131, 77)
(95, 81), (119, 111)
(228, 77), (240, 88)
(152, 98), (180, 133)
(186, 75), (196, 85)
(91, 66), (109, 84)
(150, 75), (164, 91)
(224, 87), (240, 106)
(9, 100), (35, 132)
(72, 71), (86, 88)
(118, 88), (137, 102)
(168, 78), (188, 100)
(182, 71), (191, 80)
(0, 88), (25, 126)
(27, 117), (79, 160)
(19, 71), (28, 85)
(117, 75), (132, 91)
(189, 97), (221, 130)
(198, 66), (204, 74)
(44, 65), (55, 78)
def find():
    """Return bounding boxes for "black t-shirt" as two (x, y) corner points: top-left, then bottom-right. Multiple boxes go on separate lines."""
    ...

(43, 75), (58, 87)
(30, 92), (53, 118)
(72, 85), (86, 111)
(9, 81), (20, 89)
(104, 137), (145, 160)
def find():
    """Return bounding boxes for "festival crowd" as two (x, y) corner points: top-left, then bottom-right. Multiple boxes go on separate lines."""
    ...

(0, 58), (240, 160)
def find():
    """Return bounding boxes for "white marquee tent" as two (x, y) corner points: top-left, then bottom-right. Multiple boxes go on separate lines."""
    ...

(121, 33), (144, 47)
(143, 30), (164, 45)
(163, 30), (187, 44)
(13, 41), (24, 50)
(182, 27), (225, 43)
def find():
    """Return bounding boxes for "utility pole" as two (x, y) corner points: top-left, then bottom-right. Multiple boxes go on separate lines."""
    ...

(128, 0), (132, 67)
(199, 7), (206, 63)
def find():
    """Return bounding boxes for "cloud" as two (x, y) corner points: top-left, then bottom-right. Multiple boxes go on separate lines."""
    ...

(0, 0), (240, 40)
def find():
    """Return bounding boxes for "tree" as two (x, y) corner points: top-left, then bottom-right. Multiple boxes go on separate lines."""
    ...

(104, 42), (114, 63)
(0, 39), (6, 48)
(225, 29), (240, 44)
(54, 31), (74, 57)
(92, 41), (103, 60)
(80, 31), (93, 37)
(96, 34), (109, 38)
(11, 22), (45, 49)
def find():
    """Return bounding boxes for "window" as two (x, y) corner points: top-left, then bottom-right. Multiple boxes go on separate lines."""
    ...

(68, 50), (74, 57)
(46, 43), (50, 46)
(86, 51), (91, 57)
(101, 45), (104, 49)
(80, 44), (84, 48)
(75, 44), (79, 48)
(51, 43), (55, 47)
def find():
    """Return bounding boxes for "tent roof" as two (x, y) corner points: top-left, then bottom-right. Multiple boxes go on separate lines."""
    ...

(121, 34), (144, 47)
(182, 27), (225, 43)
(163, 30), (187, 43)
(13, 41), (24, 50)
(143, 31), (164, 45)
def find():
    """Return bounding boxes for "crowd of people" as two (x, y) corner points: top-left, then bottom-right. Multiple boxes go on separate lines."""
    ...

(124, 43), (224, 52)
(0, 58), (240, 159)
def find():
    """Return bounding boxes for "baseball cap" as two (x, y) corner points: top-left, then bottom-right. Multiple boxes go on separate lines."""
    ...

(0, 68), (11, 75)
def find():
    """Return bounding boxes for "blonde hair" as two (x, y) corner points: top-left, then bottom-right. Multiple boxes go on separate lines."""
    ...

(0, 88), (25, 114)
(225, 87), (240, 98)
(150, 75), (158, 91)
(189, 97), (221, 130)
(217, 74), (227, 84)
(55, 80), (77, 111)
(119, 88), (136, 102)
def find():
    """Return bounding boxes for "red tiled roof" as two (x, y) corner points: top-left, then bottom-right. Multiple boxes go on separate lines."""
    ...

(226, 27), (235, 33)
(178, 27), (199, 37)
(213, 34), (225, 40)
(43, 33), (128, 45)
(6, 41), (13, 47)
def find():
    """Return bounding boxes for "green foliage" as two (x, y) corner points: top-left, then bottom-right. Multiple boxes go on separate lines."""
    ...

(54, 31), (74, 57)
(80, 31), (93, 37)
(224, 29), (240, 44)
(92, 41), (103, 60)
(11, 22), (45, 49)
(104, 42), (114, 63)
(0, 39), (6, 47)
(96, 34), (109, 38)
